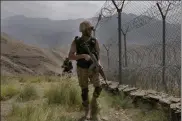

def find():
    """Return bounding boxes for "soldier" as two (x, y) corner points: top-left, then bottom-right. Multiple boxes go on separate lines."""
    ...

(68, 21), (102, 120)
(61, 57), (73, 76)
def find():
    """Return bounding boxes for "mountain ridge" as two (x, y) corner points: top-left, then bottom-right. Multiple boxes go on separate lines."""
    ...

(1, 13), (180, 49)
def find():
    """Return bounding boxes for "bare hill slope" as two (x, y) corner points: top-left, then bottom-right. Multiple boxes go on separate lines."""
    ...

(1, 33), (65, 76)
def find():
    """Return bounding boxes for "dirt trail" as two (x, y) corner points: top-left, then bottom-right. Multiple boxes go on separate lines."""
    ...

(99, 109), (133, 121)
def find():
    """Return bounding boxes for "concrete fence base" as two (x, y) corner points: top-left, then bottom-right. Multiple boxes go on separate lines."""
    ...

(100, 80), (181, 121)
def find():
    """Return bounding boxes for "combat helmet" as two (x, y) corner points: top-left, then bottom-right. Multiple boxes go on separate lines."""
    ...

(79, 21), (94, 32)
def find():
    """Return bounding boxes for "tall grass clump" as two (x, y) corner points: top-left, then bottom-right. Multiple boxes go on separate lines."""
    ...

(112, 93), (134, 109)
(1, 84), (19, 101)
(44, 78), (81, 107)
(101, 91), (134, 110)
(8, 103), (77, 121)
(17, 85), (38, 101)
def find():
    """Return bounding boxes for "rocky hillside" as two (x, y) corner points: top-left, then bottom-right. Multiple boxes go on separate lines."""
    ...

(1, 33), (65, 76)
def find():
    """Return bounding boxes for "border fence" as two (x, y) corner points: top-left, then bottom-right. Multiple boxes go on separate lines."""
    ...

(91, 1), (181, 96)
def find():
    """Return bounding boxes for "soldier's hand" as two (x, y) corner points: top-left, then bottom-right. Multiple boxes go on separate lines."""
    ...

(99, 64), (103, 69)
(82, 54), (91, 61)
(98, 62), (103, 69)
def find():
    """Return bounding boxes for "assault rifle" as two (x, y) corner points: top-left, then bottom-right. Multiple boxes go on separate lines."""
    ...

(81, 37), (109, 87)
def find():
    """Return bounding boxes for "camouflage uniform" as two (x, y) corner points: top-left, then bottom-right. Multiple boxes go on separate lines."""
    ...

(75, 21), (102, 120)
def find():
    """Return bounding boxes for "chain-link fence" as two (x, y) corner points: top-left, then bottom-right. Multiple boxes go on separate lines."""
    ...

(92, 1), (181, 96)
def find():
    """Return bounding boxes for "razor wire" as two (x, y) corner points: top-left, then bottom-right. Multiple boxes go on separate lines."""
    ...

(94, 1), (181, 96)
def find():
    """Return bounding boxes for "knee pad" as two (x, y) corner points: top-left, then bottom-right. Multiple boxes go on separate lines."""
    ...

(81, 88), (89, 101)
(93, 86), (102, 98)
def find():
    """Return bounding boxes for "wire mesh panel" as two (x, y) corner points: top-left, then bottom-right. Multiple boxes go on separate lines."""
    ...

(93, 1), (181, 96)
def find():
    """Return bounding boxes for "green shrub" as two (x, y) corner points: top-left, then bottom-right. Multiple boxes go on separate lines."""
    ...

(111, 95), (133, 109)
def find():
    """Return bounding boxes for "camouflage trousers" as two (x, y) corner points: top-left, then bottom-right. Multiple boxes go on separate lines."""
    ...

(77, 66), (102, 118)
(77, 66), (101, 88)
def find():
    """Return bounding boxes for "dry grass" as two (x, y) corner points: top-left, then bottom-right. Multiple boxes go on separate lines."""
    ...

(17, 85), (38, 102)
(1, 84), (19, 101)
(5, 76), (82, 121)
(44, 79), (82, 107)
(8, 103), (78, 121)
(128, 108), (168, 121)
(100, 91), (134, 110)
(2, 75), (169, 121)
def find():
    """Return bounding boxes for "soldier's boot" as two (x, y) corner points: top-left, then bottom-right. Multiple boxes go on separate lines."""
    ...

(90, 87), (102, 121)
(90, 97), (101, 121)
(81, 88), (90, 119)
(82, 100), (90, 119)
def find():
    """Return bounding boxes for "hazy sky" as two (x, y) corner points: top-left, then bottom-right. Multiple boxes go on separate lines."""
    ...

(1, 1), (157, 20)
(1, 1), (105, 20)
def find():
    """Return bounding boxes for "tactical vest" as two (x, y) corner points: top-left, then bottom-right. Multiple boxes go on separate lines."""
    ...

(74, 36), (98, 68)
